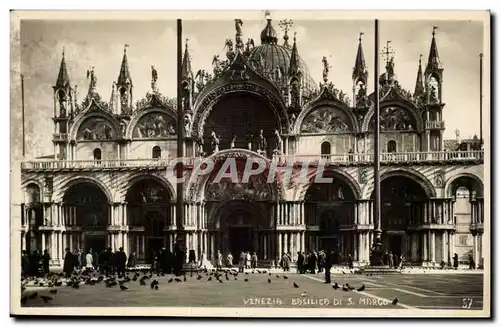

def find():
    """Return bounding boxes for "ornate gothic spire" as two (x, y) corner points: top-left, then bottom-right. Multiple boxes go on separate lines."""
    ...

(117, 44), (132, 87)
(182, 39), (194, 82)
(55, 48), (70, 88)
(414, 54), (425, 98)
(260, 10), (278, 45)
(289, 32), (301, 77)
(352, 32), (368, 82)
(279, 19), (293, 49)
(425, 26), (442, 74)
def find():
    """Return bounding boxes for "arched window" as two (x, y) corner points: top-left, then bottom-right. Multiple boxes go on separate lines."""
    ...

(93, 148), (102, 161)
(387, 140), (397, 153)
(321, 141), (331, 158)
(152, 146), (162, 159)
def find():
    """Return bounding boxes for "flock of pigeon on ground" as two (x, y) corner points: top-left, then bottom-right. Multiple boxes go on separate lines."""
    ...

(20, 268), (399, 306)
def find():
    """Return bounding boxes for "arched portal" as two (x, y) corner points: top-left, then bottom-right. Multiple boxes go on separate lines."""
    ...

(372, 175), (428, 260)
(202, 93), (280, 155)
(304, 171), (357, 262)
(211, 200), (267, 265)
(446, 174), (484, 265)
(63, 182), (110, 254)
(23, 183), (43, 253)
(126, 178), (172, 263)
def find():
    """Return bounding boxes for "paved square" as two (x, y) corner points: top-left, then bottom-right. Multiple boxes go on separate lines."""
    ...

(20, 271), (483, 311)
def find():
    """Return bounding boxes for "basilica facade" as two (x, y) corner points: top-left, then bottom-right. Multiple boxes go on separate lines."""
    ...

(20, 17), (484, 268)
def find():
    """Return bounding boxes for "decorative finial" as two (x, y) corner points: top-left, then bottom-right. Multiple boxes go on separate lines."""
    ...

(293, 31), (297, 43)
(279, 19), (293, 46)
(480, 53), (483, 58)
(265, 10), (271, 21)
(381, 40), (395, 63)
(62, 47), (65, 58)
(185, 38), (189, 49)
(359, 32), (364, 43)
(432, 25), (438, 36)
(419, 54), (422, 64)
(124, 44), (129, 53)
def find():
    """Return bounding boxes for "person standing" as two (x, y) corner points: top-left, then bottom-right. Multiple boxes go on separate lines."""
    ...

(347, 254), (353, 269)
(227, 252), (233, 268)
(41, 249), (51, 276)
(453, 253), (459, 270)
(238, 251), (246, 272)
(251, 252), (258, 269)
(85, 250), (94, 271)
(63, 248), (75, 278)
(297, 252), (304, 274)
(324, 250), (334, 284)
(115, 247), (127, 277)
(127, 252), (137, 269)
(245, 251), (251, 269)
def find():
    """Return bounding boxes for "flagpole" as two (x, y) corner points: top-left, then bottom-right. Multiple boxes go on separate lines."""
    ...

(21, 74), (25, 158)
(176, 19), (185, 245)
(370, 19), (383, 265)
(479, 53), (483, 146)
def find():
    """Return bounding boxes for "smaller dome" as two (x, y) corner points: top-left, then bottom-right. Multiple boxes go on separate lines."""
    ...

(260, 19), (278, 44)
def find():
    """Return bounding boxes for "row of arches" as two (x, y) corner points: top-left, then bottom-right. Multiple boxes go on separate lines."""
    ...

(320, 140), (398, 156)
(90, 146), (164, 161)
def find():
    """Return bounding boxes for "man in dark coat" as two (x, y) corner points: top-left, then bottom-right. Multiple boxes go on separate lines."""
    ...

(115, 247), (127, 277)
(103, 247), (114, 275)
(324, 250), (334, 284)
(42, 249), (51, 275)
(453, 253), (459, 270)
(297, 252), (304, 274)
(63, 247), (75, 278)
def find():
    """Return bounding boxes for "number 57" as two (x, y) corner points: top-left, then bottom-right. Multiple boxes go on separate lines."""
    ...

(462, 298), (473, 309)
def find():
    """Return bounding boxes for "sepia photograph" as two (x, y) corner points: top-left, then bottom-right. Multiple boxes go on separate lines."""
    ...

(9, 9), (490, 318)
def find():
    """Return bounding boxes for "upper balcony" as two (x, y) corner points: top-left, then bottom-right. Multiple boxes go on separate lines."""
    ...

(425, 121), (445, 129)
(20, 150), (484, 172)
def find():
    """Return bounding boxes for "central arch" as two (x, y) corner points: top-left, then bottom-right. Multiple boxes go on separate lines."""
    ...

(62, 181), (110, 254)
(126, 177), (173, 264)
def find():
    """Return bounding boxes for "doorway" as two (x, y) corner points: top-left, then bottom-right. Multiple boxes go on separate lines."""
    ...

(147, 237), (164, 264)
(388, 234), (403, 257)
(229, 227), (252, 264)
(85, 236), (106, 254)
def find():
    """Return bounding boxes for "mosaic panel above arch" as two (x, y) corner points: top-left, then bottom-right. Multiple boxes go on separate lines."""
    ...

(368, 106), (416, 131)
(300, 106), (352, 133)
(132, 112), (177, 139)
(77, 116), (118, 141)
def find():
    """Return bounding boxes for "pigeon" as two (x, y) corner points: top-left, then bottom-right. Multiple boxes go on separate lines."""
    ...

(140, 279), (147, 286)
(168, 278), (173, 283)
(207, 277), (213, 281)
(342, 285), (349, 292)
(183, 275), (187, 282)
(332, 283), (339, 290)
(268, 279), (271, 283)
(283, 276), (288, 279)
(120, 285), (128, 291)
(392, 298), (398, 305)
(218, 279), (223, 284)
(293, 282), (299, 288)
(174, 278), (182, 282)
(49, 289), (57, 294)
(357, 285), (365, 292)
(244, 278), (249, 282)
(197, 275), (203, 280)
(40, 295), (53, 303)
(276, 275), (280, 278)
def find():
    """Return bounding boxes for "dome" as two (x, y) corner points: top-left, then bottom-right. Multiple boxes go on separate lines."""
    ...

(247, 19), (318, 99)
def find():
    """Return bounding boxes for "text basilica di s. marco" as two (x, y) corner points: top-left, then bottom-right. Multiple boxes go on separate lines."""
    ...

(20, 17), (484, 269)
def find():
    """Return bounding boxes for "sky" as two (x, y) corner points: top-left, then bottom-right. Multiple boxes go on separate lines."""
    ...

(14, 15), (485, 160)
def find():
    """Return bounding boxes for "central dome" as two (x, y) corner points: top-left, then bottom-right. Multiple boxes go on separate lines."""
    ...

(248, 18), (318, 99)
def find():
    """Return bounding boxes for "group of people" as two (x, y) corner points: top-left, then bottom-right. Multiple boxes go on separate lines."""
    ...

(214, 251), (259, 272)
(62, 247), (133, 277)
(21, 249), (51, 277)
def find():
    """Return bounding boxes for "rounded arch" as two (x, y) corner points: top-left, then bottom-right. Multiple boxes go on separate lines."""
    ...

(56, 176), (113, 203)
(152, 146), (162, 159)
(300, 169), (362, 201)
(321, 141), (332, 155)
(191, 82), (289, 140)
(209, 200), (266, 228)
(361, 102), (424, 132)
(295, 100), (359, 134)
(444, 172), (484, 198)
(185, 148), (284, 202)
(363, 168), (436, 199)
(126, 107), (178, 139)
(123, 173), (176, 202)
(23, 182), (41, 205)
(69, 111), (120, 141)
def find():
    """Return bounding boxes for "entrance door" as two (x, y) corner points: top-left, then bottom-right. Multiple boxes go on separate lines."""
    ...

(388, 234), (403, 257)
(147, 237), (164, 264)
(320, 237), (339, 253)
(86, 236), (106, 254)
(229, 227), (252, 264)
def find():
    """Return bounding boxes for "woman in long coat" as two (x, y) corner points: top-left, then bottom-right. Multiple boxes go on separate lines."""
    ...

(281, 253), (291, 272)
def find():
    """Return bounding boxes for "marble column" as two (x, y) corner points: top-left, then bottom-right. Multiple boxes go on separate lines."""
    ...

(472, 233), (478, 269)
(263, 233), (268, 260)
(41, 232), (46, 252)
(423, 233), (428, 262)
(430, 231), (436, 263)
(442, 231), (447, 264)
(283, 233), (288, 255)
(353, 233), (358, 261)
(278, 233), (282, 261)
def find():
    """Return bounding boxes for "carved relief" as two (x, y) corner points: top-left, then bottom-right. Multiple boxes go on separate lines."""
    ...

(301, 107), (351, 133)
(369, 106), (415, 131)
(77, 117), (116, 141)
(44, 176), (53, 194)
(358, 167), (368, 184)
(133, 113), (176, 139)
(434, 170), (445, 188)
(205, 176), (271, 202)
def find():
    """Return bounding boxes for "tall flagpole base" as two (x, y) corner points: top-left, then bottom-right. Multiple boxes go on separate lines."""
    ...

(369, 231), (384, 266)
